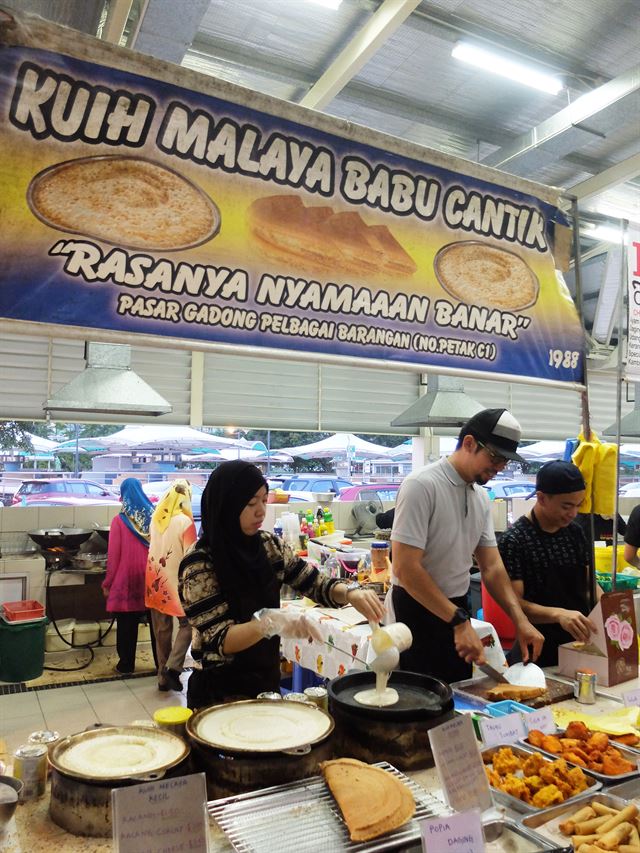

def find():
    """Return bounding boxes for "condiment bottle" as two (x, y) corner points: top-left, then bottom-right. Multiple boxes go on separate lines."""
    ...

(370, 541), (391, 584)
(153, 706), (193, 739)
(324, 509), (335, 534)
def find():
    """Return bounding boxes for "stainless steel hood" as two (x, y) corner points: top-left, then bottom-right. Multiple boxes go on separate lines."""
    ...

(390, 375), (484, 428)
(44, 342), (172, 416)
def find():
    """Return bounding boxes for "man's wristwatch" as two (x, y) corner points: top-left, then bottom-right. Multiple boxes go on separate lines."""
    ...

(448, 607), (470, 627)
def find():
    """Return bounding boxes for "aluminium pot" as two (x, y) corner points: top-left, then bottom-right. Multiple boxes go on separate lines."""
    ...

(48, 725), (191, 837)
(186, 699), (335, 799)
(328, 670), (454, 770)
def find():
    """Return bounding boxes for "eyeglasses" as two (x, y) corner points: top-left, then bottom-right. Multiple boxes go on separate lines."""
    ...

(476, 440), (509, 467)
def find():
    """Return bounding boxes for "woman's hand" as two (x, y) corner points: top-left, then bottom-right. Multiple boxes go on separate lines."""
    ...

(345, 587), (385, 623)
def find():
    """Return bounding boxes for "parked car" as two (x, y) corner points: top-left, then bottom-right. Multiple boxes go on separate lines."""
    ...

(483, 479), (535, 499)
(11, 478), (120, 506)
(140, 481), (203, 520)
(337, 482), (401, 502)
(279, 475), (353, 502)
(620, 482), (640, 497)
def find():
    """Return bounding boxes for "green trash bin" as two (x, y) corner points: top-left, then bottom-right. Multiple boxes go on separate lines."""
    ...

(0, 617), (48, 682)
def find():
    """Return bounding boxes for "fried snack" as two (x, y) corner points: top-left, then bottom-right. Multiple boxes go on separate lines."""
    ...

(597, 822), (634, 850)
(602, 750), (636, 775)
(522, 751), (546, 776)
(592, 802), (620, 815)
(597, 804), (639, 835)
(565, 720), (589, 740)
(620, 846), (640, 852)
(541, 734), (563, 754)
(586, 731), (610, 752)
(612, 733), (640, 746)
(485, 683), (546, 702)
(559, 804), (596, 835)
(492, 746), (520, 776)
(527, 729), (546, 748)
(532, 784), (563, 808)
(320, 758), (415, 842)
(572, 836), (599, 848)
(573, 815), (610, 834)
(501, 773), (531, 802)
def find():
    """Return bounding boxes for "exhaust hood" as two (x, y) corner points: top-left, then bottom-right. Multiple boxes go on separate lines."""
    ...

(44, 342), (172, 416)
(604, 383), (640, 437)
(390, 375), (484, 428)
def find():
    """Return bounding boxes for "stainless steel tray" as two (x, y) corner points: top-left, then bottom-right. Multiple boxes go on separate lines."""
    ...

(604, 776), (640, 801)
(521, 791), (629, 847)
(519, 733), (640, 783)
(482, 743), (601, 814)
(208, 762), (450, 853)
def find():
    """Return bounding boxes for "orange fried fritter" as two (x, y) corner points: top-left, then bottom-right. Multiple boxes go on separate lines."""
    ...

(522, 752), (546, 776)
(541, 734), (563, 754)
(586, 731), (610, 752)
(492, 747), (521, 776)
(564, 720), (589, 740)
(500, 773), (531, 803)
(559, 738), (583, 750)
(527, 729), (546, 748)
(523, 774), (545, 793)
(532, 784), (564, 809)
(566, 765), (589, 795)
(611, 732), (640, 746)
(602, 751), (635, 775)
(485, 766), (501, 787)
(563, 751), (587, 768)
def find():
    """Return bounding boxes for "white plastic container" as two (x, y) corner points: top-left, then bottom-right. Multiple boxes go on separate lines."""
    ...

(72, 620), (100, 645)
(45, 619), (75, 653)
(98, 620), (117, 646)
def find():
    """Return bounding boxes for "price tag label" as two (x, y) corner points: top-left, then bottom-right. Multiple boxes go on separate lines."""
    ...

(112, 773), (208, 853)
(428, 715), (492, 813)
(622, 688), (640, 707)
(421, 810), (484, 853)
(523, 706), (556, 733)
(479, 711), (525, 747)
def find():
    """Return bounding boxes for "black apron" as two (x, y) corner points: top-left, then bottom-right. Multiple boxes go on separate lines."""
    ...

(187, 557), (281, 709)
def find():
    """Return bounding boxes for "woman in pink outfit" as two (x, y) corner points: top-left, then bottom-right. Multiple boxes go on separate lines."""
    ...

(102, 478), (154, 675)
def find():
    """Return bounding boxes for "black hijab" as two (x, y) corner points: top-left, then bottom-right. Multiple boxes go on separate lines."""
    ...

(198, 460), (273, 621)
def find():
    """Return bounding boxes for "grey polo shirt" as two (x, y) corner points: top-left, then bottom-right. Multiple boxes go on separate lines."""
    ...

(390, 457), (496, 598)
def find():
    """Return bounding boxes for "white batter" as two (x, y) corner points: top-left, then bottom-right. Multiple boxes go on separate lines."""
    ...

(196, 702), (331, 751)
(354, 671), (399, 707)
(58, 733), (184, 778)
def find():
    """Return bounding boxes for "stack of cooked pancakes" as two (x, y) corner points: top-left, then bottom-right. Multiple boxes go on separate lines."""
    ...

(320, 758), (415, 841)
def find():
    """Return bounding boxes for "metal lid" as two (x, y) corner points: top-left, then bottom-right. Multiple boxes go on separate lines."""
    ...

(14, 744), (48, 758)
(28, 730), (60, 745)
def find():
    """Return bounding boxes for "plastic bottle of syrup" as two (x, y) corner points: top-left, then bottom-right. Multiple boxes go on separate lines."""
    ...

(370, 541), (391, 587)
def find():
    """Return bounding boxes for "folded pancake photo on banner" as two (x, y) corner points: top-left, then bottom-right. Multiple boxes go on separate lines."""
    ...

(27, 154), (221, 251)
(434, 240), (540, 310)
(247, 193), (417, 277)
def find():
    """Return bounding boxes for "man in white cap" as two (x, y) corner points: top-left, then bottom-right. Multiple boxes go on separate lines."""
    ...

(390, 408), (544, 683)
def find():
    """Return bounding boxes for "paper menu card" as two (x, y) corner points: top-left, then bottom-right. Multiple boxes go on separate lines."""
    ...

(557, 590), (639, 686)
(428, 714), (492, 813)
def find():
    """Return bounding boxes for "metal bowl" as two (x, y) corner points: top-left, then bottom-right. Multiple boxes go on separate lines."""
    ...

(0, 775), (23, 826)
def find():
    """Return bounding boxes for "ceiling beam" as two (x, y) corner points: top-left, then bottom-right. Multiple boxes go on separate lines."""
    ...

(483, 63), (640, 171)
(299, 0), (421, 110)
(571, 153), (640, 202)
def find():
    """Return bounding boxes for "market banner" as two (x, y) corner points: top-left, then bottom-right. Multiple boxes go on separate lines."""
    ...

(625, 230), (640, 383)
(0, 11), (585, 384)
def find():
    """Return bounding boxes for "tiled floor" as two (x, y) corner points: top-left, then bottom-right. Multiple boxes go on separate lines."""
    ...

(0, 672), (188, 759)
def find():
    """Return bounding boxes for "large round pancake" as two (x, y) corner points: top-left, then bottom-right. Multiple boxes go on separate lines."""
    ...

(320, 757), (415, 841)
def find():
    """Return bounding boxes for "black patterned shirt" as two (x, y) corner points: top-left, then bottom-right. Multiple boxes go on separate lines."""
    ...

(179, 530), (340, 668)
(498, 513), (590, 665)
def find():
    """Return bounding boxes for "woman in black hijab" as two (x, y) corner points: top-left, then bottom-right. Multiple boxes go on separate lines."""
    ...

(179, 460), (383, 709)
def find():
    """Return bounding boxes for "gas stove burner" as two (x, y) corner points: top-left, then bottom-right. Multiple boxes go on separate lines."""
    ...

(43, 547), (79, 572)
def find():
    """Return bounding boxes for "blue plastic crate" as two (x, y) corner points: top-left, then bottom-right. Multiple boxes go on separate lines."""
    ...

(485, 699), (532, 717)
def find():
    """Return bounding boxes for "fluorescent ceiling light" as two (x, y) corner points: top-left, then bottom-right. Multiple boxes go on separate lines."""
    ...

(306, 0), (343, 9)
(452, 42), (563, 95)
(581, 223), (630, 244)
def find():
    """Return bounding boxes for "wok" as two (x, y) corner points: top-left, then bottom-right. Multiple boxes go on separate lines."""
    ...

(28, 528), (93, 551)
(93, 526), (110, 545)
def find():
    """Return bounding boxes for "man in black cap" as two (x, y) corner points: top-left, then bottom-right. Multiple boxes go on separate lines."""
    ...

(390, 408), (544, 683)
(499, 459), (600, 667)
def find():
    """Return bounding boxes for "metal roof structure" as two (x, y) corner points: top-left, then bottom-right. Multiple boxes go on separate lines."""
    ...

(8, 0), (638, 350)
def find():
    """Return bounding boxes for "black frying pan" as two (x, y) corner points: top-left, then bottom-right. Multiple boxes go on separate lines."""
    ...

(328, 670), (453, 721)
(28, 528), (93, 551)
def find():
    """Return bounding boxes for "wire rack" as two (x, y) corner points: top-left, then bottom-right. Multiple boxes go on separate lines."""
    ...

(209, 762), (450, 853)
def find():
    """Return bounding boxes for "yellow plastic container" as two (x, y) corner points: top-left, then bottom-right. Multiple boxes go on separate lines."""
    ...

(153, 706), (193, 739)
(593, 544), (632, 572)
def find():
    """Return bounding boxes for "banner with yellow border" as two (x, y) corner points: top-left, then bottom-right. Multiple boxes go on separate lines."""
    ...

(0, 15), (584, 384)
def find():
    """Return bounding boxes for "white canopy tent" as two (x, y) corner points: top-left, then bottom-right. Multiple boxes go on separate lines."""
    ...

(76, 425), (241, 453)
(282, 433), (393, 461)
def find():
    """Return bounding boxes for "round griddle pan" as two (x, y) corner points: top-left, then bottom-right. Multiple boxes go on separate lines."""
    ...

(328, 670), (453, 721)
